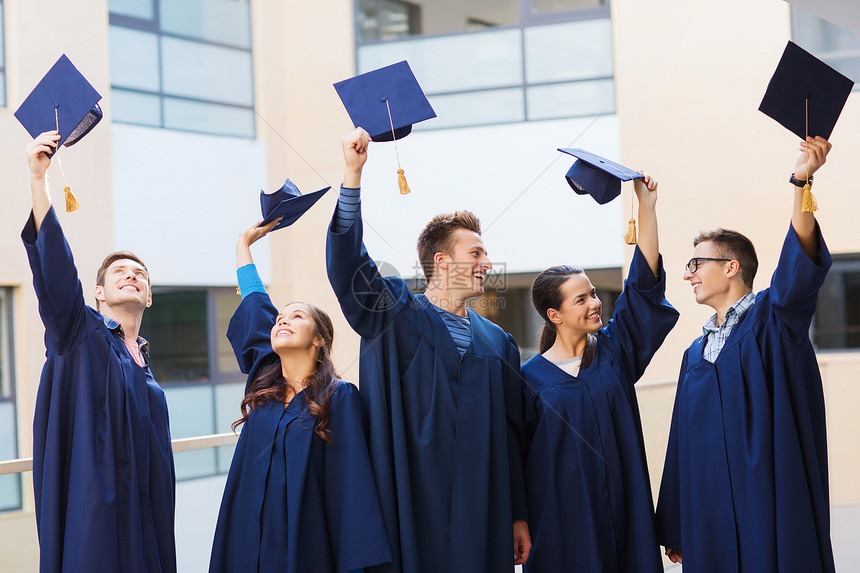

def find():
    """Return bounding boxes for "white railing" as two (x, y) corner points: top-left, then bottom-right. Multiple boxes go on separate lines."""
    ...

(0, 432), (240, 476)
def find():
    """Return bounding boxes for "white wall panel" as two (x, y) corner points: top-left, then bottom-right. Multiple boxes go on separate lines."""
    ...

(111, 124), (271, 286)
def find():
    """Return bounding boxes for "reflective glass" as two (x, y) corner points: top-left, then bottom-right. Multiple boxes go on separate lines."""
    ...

(109, 26), (161, 91)
(109, 0), (154, 20)
(111, 89), (162, 127)
(214, 382), (244, 472)
(526, 78), (614, 120)
(140, 291), (209, 384)
(358, 0), (518, 41)
(165, 385), (217, 480)
(1, 3), (5, 69)
(530, 0), (603, 15)
(421, 88), (524, 129)
(359, 28), (522, 93)
(161, 36), (253, 106)
(215, 291), (242, 375)
(0, 401), (21, 512)
(160, 0), (251, 48)
(524, 19), (612, 83)
(794, 8), (860, 91)
(163, 97), (255, 138)
(0, 289), (10, 398)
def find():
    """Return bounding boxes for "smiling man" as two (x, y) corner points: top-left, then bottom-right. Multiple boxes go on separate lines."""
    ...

(326, 128), (530, 572)
(22, 131), (175, 573)
(655, 137), (836, 573)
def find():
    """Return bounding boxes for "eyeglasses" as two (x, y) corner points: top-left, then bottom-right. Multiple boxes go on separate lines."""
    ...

(685, 257), (732, 274)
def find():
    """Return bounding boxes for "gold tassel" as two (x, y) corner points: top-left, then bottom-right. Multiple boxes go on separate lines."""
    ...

(236, 287), (242, 296)
(801, 183), (817, 213)
(397, 168), (411, 195)
(624, 218), (637, 245)
(64, 185), (80, 212)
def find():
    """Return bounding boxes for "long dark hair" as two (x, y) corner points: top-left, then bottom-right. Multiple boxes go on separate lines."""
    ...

(232, 303), (339, 444)
(531, 266), (597, 368)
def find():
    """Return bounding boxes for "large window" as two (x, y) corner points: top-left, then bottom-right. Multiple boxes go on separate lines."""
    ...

(1, 0), (6, 108)
(356, 0), (613, 129)
(793, 7), (860, 90)
(814, 255), (860, 350)
(140, 288), (246, 480)
(0, 288), (21, 512)
(108, 0), (255, 137)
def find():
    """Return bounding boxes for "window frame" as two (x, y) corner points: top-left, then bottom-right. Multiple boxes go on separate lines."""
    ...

(0, 287), (22, 513)
(108, 0), (256, 137)
(353, 0), (614, 130)
(813, 254), (860, 352)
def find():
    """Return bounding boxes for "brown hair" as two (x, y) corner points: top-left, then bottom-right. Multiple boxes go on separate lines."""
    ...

(95, 251), (150, 311)
(531, 266), (597, 368)
(693, 229), (758, 288)
(416, 210), (482, 282)
(232, 303), (339, 444)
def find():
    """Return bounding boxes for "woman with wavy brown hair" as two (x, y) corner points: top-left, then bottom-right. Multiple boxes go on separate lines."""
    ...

(209, 219), (391, 573)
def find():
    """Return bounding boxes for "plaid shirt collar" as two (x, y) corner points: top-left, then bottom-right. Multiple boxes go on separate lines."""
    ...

(103, 315), (150, 359)
(703, 291), (757, 336)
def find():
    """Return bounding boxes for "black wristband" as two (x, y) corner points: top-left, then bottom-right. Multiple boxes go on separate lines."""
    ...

(790, 173), (813, 188)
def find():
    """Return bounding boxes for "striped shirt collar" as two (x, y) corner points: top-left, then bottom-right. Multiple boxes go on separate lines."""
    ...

(103, 315), (150, 358)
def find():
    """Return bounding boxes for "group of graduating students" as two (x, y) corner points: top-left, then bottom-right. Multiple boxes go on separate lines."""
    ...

(23, 117), (837, 573)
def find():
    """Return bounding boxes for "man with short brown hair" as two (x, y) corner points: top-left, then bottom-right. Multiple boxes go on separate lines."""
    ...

(23, 131), (175, 573)
(326, 128), (530, 572)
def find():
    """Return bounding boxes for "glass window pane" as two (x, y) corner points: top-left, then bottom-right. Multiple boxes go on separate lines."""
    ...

(1, 4), (5, 66)
(164, 385), (217, 480)
(526, 78), (614, 120)
(111, 89), (162, 126)
(359, 28), (523, 93)
(814, 260), (860, 349)
(0, 401), (21, 512)
(525, 19), (612, 83)
(140, 291), (209, 384)
(109, 0), (154, 20)
(793, 8), (860, 91)
(163, 97), (255, 138)
(0, 289), (10, 399)
(358, 0), (518, 41)
(421, 88), (524, 129)
(214, 382), (244, 473)
(110, 26), (161, 91)
(530, 0), (604, 15)
(159, 0), (251, 48)
(215, 291), (242, 375)
(161, 36), (253, 106)
(0, 72), (5, 108)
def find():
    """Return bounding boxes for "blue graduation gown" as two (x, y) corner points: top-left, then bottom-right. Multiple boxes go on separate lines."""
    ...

(326, 213), (528, 573)
(209, 292), (392, 573)
(655, 225), (835, 573)
(520, 248), (678, 573)
(22, 208), (176, 573)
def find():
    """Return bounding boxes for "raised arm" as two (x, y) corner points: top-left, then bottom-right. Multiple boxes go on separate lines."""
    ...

(791, 136), (831, 259)
(227, 220), (281, 377)
(28, 131), (60, 233)
(326, 129), (411, 338)
(632, 172), (659, 275)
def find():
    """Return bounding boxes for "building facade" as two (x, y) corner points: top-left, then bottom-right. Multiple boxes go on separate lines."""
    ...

(1, 0), (858, 570)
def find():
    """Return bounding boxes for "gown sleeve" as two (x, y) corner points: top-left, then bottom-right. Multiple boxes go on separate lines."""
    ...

(599, 246), (679, 381)
(22, 207), (94, 354)
(226, 291), (279, 379)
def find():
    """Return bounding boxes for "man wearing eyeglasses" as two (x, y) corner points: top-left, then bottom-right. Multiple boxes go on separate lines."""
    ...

(655, 136), (836, 573)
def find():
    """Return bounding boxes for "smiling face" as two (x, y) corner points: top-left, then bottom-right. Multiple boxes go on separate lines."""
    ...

(270, 303), (322, 355)
(95, 259), (151, 312)
(550, 273), (602, 335)
(682, 240), (733, 308)
(436, 228), (492, 299)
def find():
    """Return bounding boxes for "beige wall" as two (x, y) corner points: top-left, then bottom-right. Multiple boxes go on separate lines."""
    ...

(613, 0), (860, 506)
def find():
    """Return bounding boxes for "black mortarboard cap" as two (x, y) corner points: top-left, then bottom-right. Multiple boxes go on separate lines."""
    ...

(259, 179), (331, 231)
(14, 54), (103, 157)
(558, 148), (643, 205)
(759, 41), (854, 140)
(333, 60), (437, 142)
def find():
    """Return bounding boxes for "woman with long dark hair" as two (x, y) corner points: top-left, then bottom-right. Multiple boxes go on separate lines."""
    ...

(521, 173), (679, 572)
(209, 219), (391, 573)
